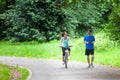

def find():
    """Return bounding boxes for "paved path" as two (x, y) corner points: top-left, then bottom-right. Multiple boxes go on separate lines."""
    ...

(0, 56), (120, 80)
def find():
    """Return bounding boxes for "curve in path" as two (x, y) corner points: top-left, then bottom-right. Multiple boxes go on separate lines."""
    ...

(0, 56), (120, 80)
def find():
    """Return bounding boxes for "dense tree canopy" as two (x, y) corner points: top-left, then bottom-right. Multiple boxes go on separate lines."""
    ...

(1, 0), (64, 42)
(0, 0), (6, 13)
(0, 0), (119, 42)
(105, 0), (120, 43)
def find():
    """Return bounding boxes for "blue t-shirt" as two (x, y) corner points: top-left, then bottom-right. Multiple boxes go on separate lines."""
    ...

(84, 35), (95, 49)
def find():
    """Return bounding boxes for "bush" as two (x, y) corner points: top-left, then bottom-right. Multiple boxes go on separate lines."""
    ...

(0, 0), (65, 42)
(61, 1), (103, 37)
(0, 0), (109, 42)
(104, 0), (120, 43)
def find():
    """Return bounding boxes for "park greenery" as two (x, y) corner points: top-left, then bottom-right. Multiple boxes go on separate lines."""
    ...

(0, 63), (29, 80)
(0, 0), (119, 42)
(0, 0), (120, 67)
(0, 1), (120, 79)
(0, 34), (120, 67)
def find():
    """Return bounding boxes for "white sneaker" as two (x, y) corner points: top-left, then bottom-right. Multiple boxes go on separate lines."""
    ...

(88, 64), (91, 68)
(91, 64), (94, 68)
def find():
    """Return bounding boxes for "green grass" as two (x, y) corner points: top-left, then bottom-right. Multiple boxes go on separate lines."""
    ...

(0, 63), (29, 80)
(0, 64), (11, 80)
(0, 40), (61, 59)
(0, 33), (120, 67)
(17, 66), (29, 80)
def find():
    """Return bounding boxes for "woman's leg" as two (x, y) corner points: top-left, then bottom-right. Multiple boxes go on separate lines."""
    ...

(62, 56), (64, 61)
(67, 51), (70, 60)
(62, 47), (65, 61)
(68, 48), (71, 56)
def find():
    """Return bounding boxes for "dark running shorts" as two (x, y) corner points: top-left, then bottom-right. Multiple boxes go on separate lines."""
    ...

(62, 47), (70, 56)
(85, 49), (94, 55)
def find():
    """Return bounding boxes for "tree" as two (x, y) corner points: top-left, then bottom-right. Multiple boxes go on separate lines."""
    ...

(0, 0), (65, 42)
(0, 0), (113, 42)
(61, 1), (103, 37)
(0, 0), (6, 39)
(0, 0), (6, 13)
(105, 0), (120, 43)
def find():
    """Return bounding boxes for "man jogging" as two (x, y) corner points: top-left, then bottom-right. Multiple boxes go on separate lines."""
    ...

(84, 29), (95, 68)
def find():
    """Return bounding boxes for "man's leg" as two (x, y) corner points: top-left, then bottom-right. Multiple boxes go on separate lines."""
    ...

(87, 55), (90, 68)
(91, 54), (94, 64)
(91, 54), (94, 67)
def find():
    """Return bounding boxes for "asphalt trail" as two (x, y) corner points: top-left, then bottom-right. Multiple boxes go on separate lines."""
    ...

(0, 56), (120, 80)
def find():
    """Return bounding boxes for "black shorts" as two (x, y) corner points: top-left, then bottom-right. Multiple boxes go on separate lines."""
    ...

(62, 47), (70, 56)
(85, 49), (94, 55)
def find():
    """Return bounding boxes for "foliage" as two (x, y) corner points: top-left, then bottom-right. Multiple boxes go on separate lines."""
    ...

(61, 1), (103, 37)
(0, 0), (118, 42)
(1, 0), (105, 42)
(0, 0), (6, 39)
(0, 0), (64, 42)
(0, 0), (6, 13)
(105, 0), (120, 43)
(0, 33), (120, 67)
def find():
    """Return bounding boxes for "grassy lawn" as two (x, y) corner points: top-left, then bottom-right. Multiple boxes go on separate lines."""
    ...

(0, 63), (29, 80)
(0, 33), (120, 67)
(0, 64), (11, 80)
(18, 67), (29, 80)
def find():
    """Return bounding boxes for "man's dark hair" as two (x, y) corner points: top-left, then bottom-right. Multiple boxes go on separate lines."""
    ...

(88, 29), (92, 33)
